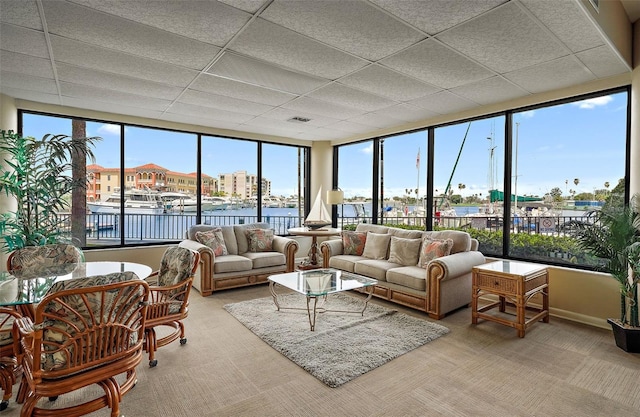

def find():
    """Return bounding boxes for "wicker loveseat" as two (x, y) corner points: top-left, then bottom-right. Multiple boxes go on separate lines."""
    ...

(320, 224), (485, 319)
(179, 222), (298, 296)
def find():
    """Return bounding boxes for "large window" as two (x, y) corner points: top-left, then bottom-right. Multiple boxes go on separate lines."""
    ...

(20, 112), (310, 248)
(337, 140), (374, 226)
(509, 90), (628, 266)
(334, 87), (629, 270)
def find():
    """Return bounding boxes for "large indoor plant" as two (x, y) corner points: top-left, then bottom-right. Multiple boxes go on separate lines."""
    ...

(573, 194), (640, 352)
(0, 129), (99, 252)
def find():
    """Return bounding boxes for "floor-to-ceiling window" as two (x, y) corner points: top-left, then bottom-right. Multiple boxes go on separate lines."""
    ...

(336, 140), (374, 226)
(20, 111), (310, 248)
(334, 86), (630, 270)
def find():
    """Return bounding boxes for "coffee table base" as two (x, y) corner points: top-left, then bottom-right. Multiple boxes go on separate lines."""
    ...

(269, 281), (374, 331)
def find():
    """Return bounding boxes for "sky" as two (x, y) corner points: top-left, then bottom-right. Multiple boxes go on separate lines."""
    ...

(21, 90), (627, 200)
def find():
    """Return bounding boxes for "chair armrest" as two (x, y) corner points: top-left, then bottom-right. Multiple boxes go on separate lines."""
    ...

(273, 236), (299, 272)
(147, 278), (193, 314)
(427, 251), (486, 282)
(319, 239), (343, 268)
(179, 240), (214, 296)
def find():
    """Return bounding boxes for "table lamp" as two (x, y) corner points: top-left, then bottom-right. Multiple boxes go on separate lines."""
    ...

(326, 189), (344, 205)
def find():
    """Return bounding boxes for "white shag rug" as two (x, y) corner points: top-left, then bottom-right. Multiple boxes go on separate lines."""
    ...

(224, 292), (450, 387)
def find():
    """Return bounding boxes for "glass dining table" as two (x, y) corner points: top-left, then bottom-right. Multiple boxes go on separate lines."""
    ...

(0, 261), (153, 307)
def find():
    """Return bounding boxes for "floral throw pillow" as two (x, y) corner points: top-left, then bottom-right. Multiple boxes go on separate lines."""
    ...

(245, 228), (274, 252)
(418, 237), (454, 268)
(195, 229), (228, 256)
(342, 231), (367, 256)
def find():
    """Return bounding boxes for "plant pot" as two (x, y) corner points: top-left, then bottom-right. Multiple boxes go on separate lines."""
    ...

(607, 318), (640, 353)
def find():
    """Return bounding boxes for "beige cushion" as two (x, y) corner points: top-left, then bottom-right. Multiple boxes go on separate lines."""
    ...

(328, 255), (362, 272)
(362, 232), (391, 260)
(213, 255), (253, 274)
(242, 252), (286, 269)
(354, 259), (396, 281)
(386, 266), (427, 291)
(387, 236), (421, 266)
(418, 237), (454, 268)
(355, 224), (389, 234)
(388, 228), (424, 239)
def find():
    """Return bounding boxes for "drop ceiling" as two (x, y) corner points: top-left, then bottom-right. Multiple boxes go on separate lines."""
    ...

(0, 0), (635, 143)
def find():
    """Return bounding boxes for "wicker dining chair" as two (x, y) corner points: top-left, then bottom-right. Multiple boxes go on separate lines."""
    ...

(14, 271), (149, 417)
(144, 246), (199, 367)
(0, 307), (22, 411)
(6, 243), (83, 271)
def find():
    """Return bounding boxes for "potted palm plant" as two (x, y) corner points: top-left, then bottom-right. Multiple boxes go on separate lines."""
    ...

(0, 129), (100, 252)
(573, 194), (640, 353)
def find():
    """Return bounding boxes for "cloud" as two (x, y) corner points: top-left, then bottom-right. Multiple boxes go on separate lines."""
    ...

(518, 110), (535, 119)
(361, 143), (374, 154)
(572, 96), (612, 109)
(97, 124), (120, 136)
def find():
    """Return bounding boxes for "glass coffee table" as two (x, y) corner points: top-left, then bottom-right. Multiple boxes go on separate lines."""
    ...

(268, 268), (378, 331)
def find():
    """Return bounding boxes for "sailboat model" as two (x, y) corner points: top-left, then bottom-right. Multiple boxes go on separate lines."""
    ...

(304, 188), (333, 229)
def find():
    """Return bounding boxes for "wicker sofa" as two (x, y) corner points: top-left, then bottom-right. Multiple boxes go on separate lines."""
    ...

(320, 224), (485, 319)
(179, 222), (298, 296)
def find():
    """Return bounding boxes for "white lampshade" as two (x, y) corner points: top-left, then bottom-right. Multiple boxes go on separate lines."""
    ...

(326, 189), (344, 205)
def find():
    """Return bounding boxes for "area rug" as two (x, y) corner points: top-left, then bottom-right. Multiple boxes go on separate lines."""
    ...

(224, 293), (449, 387)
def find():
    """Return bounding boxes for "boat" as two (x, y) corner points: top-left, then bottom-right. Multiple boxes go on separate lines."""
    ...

(159, 191), (189, 211)
(203, 196), (228, 211)
(168, 197), (217, 212)
(304, 188), (332, 229)
(87, 187), (164, 215)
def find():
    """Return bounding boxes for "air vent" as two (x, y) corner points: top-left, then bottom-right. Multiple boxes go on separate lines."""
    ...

(287, 116), (312, 123)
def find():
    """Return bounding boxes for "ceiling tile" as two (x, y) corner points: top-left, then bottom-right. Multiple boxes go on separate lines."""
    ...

(62, 96), (165, 120)
(519, 0), (604, 52)
(324, 120), (376, 134)
(261, 1), (425, 61)
(178, 89), (274, 116)
(0, 50), (54, 79)
(308, 83), (397, 112)
(380, 39), (494, 88)
(60, 82), (173, 111)
(0, 0), (43, 30)
(576, 46), (631, 78)
(56, 63), (184, 101)
(208, 52), (328, 95)
(43, 1), (220, 70)
(0, 24), (49, 58)
(50, 36), (200, 87)
(167, 102), (257, 124)
(191, 73), (296, 106)
(0, 86), (60, 105)
(437, 2), (568, 73)
(69, 0), (251, 46)
(282, 97), (366, 120)
(504, 56), (596, 94)
(338, 64), (440, 101)
(0, 71), (58, 94)
(228, 18), (368, 80)
(346, 112), (405, 129)
(408, 91), (477, 114)
(160, 112), (241, 132)
(450, 76), (530, 105)
(241, 116), (309, 132)
(371, 0), (505, 35)
(374, 103), (440, 123)
(218, 0), (269, 14)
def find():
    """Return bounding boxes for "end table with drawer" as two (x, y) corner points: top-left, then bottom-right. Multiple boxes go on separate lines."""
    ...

(471, 260), (549, 337)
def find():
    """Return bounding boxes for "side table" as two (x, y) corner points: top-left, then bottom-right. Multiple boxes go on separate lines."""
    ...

(288, 227), (341, 270)
(471, 260), (549, 338)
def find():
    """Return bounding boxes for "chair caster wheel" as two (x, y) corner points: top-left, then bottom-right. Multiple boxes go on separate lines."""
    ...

(149, 359), (157, 367)
(0, 400), (8, 411)
(48, 396), (58, 402)
(180, 338), (187, 345)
